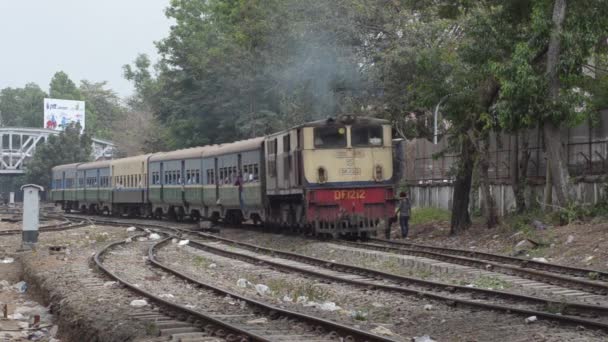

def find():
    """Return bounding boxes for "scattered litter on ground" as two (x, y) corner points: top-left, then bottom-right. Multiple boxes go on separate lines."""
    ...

(566, 235), (575, 244)
(370, 326), (394, 336)
(254, 284), (270, 296)
(532, 257), (548, 263)
(515, 239), (538, 251)
(148, 233), (161, 240)
(525, 315), (538, 324)
(129, 299), (148, 307)
(1, 257), (14, 263)
(236, 278), (250, 288)
(159, 293), (175, 299)
(178, 239), (189, 246)
(246, 317), (268, 324)
(532, 220), (546, 230)
(424, 304), (433, 311)
(126, 227), (136, 232)
(208, 263), (217, 268)
(13, 281), (27, 293)
(318, 302), (341, 311)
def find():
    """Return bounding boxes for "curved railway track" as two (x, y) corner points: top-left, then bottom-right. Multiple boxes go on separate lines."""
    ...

(0, 216), (89, 236)
(76, 216), (608, 334)
(95, 229), (395, 342)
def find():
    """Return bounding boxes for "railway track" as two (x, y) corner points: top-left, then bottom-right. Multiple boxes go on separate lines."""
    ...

(96, 229), (395, 342)
(77, 216), (608, 334)
(342, 238), (608, 295)
(368, 238), (608, 280)
(0, 216), (89, 236)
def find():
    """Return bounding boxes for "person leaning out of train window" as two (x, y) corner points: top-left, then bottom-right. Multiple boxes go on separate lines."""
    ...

(395, 191), (411, 239)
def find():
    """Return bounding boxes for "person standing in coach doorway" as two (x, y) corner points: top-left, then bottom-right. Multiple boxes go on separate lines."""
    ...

(396, 191), (411, 239)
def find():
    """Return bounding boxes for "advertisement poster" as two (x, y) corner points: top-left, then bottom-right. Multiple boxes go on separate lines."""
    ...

(43, 98), (85, 132)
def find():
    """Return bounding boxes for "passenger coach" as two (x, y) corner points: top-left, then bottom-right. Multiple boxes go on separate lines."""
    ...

(51, 116), (397, 237)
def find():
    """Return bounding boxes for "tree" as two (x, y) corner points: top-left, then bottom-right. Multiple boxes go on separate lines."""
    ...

(49, 71), (82, 100)
(79, 80), (125, 139)
(125, 0), (367, 149)
(26, 124), (92, 188)
(0, 83), (47, 127)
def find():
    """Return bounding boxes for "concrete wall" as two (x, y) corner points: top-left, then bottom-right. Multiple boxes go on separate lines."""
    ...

(410, 181), (606, 216)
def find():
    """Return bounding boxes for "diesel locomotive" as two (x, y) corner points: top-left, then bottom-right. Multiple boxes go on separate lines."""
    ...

(51, 116), (397, 237)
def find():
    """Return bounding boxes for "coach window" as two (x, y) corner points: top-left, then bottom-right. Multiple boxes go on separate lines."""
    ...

(314, 126), (347, 148)
(351, 125), (384, 147)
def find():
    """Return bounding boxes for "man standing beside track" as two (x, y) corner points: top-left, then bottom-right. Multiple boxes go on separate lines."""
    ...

(395, 191), (411, 239)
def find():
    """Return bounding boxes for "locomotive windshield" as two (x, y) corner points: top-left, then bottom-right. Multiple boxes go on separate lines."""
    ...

(314, 126), (347, 148)
(351, 125), (383, 147)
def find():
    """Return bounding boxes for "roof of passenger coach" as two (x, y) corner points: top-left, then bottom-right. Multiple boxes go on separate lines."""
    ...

(204, 137), (264, 158)
(149, 146), (213, 162)
(77, 160), (111, 170)
(52, 163), (81, 172)
(110, 154), (154, 168)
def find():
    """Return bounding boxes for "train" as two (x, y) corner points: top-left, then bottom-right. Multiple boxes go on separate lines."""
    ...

(51, 116), (397, 237)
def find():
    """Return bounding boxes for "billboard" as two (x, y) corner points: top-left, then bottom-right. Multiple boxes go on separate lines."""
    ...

(44, 98), (85, 132)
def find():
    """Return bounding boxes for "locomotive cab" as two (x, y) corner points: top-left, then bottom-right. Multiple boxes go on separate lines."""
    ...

(264, 116), (396, 238)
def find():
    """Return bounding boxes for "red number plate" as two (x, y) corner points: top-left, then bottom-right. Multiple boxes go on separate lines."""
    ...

(333, 190), (367, 200)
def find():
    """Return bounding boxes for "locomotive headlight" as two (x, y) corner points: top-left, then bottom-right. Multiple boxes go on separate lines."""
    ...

(375, 164), (383, 181)
(318, 167), (327, 184)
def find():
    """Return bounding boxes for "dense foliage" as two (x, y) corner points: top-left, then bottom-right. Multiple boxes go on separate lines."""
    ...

(25, 124), (92, 188)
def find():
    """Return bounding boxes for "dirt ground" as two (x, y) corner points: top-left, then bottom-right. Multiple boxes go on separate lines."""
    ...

(390, 214), (608, 272)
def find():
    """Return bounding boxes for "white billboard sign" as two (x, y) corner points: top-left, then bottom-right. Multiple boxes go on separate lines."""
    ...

(44, 98), (85, 132)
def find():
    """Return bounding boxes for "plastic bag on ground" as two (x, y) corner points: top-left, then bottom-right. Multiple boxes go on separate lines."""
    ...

(255, 284), (270, 296)
(130, 299), (148, 307)
(236, 279), (250, 288)
(126, 227), (137, 232)
(13, 281), (27, 293)
(148, 233), (161, 240)
(318, 302), (341, 311)
(178, 240), (189, 246)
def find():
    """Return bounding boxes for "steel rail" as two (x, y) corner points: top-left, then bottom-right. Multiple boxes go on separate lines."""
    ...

(175, 237), (608, 332)
(94, 234), (270, 342)
(150, 237), (397, 342)
(369, 238), (608, 281)
(356, 239), (608, 295)
(0, 217), (88, 236)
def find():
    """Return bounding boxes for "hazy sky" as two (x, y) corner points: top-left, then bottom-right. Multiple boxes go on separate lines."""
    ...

(0, 0), (171, 98)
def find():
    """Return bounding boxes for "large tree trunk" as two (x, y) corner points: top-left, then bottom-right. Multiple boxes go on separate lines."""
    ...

(478, 136), (499, 228)
(511, 131), (530, 213)
(544, 0), (573, 207)
(450, 136), (475, 235)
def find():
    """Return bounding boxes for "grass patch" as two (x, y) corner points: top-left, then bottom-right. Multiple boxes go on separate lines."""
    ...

(410, 208), (451, 225)
(93, 233), (109, 243)
(193, 255), (211, 268)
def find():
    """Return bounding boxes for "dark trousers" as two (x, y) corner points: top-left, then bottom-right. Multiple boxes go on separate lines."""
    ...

(400, 215), (409, 238)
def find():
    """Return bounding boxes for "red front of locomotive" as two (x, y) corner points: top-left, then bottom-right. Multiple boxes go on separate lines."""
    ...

(306, 187), (396, 235)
